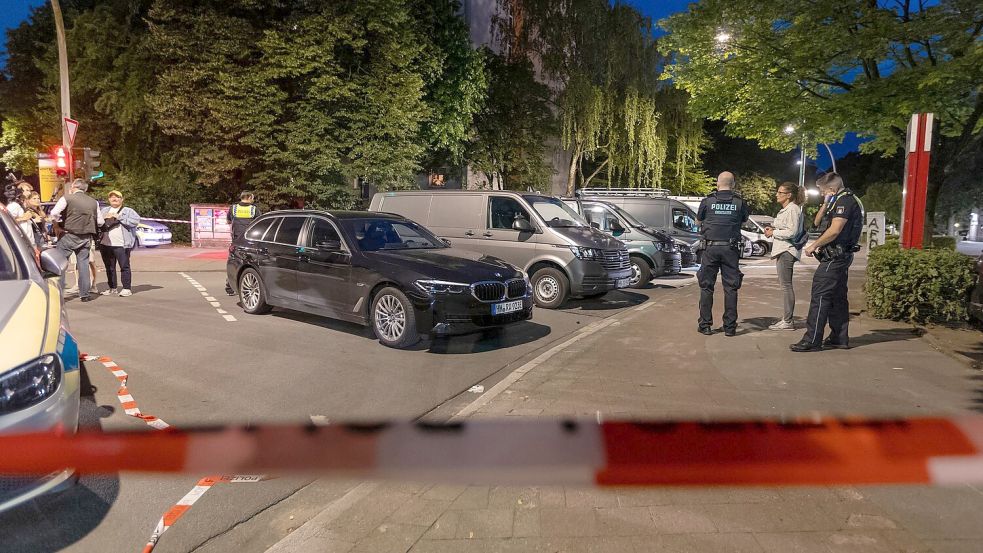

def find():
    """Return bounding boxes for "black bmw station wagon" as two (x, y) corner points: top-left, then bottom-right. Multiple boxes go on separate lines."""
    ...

(227, 210), (533, 348)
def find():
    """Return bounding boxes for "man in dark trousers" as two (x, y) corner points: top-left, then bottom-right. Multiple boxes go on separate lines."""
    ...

(225, 191), (261, 295)
(791, 172), (864, 352)
(696, 172), (749, 336)
(49, 179), (103, 302)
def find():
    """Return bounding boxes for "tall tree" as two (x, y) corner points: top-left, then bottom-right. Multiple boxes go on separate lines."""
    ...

(662, 0), (983, 241)
(496, 0), (705, 195)
(468, 49), (554, 191)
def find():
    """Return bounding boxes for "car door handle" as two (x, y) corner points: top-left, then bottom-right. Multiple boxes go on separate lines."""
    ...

(482, 232), (493, 237)
(465, 230), (475, 236)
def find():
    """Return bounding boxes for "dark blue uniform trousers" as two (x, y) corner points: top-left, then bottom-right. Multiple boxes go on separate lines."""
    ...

(802, 253), (853, 346)
(698, 245), (743, 332)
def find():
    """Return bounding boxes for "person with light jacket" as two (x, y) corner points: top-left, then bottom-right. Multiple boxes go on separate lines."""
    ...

(764, 182), (806, 330)
(99, 190), (141, 297)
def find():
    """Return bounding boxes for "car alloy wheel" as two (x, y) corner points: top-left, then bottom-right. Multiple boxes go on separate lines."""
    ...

(374, 294), (406, 342)
(240, 272), (261, 311)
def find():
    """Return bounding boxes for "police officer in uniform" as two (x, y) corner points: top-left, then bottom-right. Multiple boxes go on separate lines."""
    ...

(696, 172), (749, 336)
(791, 172), (864, 352)
(225, 191), (261, 295)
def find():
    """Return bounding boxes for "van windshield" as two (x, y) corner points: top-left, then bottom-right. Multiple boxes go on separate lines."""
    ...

(527, 196), (587, 228)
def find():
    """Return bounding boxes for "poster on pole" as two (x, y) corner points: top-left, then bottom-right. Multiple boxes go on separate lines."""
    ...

(865, 212), (886, 250)
(37, 158), (59, 201)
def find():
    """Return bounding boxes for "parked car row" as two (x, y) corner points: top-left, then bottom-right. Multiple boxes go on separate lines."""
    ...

(226, 189), (766, 349)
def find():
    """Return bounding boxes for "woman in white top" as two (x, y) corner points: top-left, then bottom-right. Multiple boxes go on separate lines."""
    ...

(99, 190), (141, 297)
(764, 182), (806, 330)
(4, 183), (34, 243)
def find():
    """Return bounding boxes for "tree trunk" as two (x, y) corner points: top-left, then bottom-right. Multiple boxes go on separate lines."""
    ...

(566, 146), (581, 197)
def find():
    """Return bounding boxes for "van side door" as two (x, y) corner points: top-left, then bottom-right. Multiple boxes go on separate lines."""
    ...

(428, 194), (485, 250)
(481, 195), (539, 270)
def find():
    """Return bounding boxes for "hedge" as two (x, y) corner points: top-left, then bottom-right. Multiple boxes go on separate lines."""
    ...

(928, 236), (956, 250)
(865, 243), (977, 323)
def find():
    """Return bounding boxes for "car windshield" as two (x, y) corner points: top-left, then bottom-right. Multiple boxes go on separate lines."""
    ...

(345, 218), (446, 251)
(610, 204), (645, 228)
(527, 196), (587, 228)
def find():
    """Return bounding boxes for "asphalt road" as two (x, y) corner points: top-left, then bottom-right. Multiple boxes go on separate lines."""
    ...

(0, 255), (727, 553)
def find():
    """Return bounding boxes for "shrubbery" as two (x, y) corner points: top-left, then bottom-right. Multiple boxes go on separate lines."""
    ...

(866, 242), (976, 323)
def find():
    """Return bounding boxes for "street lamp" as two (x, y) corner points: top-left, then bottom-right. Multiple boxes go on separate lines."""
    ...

(715, 31), (731, 44)
(785, 124), (806, 191)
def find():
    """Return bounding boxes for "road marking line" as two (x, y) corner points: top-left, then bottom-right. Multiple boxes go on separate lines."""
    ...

(180, 273), (235, 322)
(451, 317), (617, 421)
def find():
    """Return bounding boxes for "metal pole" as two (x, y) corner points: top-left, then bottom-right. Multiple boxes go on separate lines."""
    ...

(798, 141), (806, 190)
(51, 0), (72, 194)
(821, 143), (837, 174)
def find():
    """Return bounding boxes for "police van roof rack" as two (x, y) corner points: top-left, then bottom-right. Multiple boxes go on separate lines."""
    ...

(576, 187), (670, 198)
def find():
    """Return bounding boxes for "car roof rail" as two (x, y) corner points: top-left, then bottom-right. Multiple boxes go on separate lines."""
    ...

(576, 187), (671, 198)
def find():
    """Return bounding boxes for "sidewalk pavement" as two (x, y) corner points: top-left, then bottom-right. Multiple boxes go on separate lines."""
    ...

(244, 262), (983, 553)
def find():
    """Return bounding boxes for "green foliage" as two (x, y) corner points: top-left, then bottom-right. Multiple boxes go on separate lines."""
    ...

(411, 0), (488, 164)
(467, 50), (554, 192)
(861, 181), (902, 224)
(865, 243), (976, 323)
(498, 0), (706, 195)
(661, 0), (983, 230)
(1, 0), (489, 211)
(737, 174), (778, 215)
(928, 236), (957, 251)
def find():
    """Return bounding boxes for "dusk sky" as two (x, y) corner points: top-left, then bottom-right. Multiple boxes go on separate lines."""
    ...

(0, 0), (855, 166)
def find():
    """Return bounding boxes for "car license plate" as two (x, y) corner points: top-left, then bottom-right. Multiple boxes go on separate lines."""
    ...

(492, 300), (523, 315)
(616, 278), (630, 288)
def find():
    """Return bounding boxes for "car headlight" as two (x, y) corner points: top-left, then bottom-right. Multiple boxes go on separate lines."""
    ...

(674, 241), (688, 253)
(568, 246), (602, 260)
(0, 354), (62, 414)
(414, 279), (469, 295)
(651, 241), (664, 252)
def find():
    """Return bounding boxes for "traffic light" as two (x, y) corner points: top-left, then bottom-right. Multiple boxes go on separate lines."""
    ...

(54, 146), (70, 178)
(82, 147), (101, 180)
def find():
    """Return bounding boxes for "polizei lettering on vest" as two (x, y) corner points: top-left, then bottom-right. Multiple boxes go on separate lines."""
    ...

(711, 203), (737, 215)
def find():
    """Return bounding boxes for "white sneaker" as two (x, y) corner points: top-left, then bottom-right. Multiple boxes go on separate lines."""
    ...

(119, 289), (132, 297)
(64, 286), (79, 295)
(100, 288), (118, 296)
(768, 319), (795, 331)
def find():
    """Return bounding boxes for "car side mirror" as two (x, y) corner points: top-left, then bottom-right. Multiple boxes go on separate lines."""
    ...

(441, 238), (452, 246)
(610, 221), (626, 237)
(40, 248), (68, 278)
(513, 218), (535, 232)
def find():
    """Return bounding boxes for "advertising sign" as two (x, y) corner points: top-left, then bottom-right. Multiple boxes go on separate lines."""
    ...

(37, 158), (59, 201)
(191, 204), (233, 248)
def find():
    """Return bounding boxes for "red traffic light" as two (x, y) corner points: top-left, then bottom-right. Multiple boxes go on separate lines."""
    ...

(54, 146), (68, 169)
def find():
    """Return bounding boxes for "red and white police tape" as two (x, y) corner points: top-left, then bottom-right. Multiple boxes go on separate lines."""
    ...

(82, 354), (263, 553)
(4, 416), (983, 487)
(141, 217), (191, 224)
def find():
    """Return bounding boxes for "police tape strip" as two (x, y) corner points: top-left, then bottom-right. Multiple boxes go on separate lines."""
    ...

(81, 354), (263, 552)
(141, 217), (191, 224)
(84, 354), (172, 430)
(142, 475), (265, 553)
(5, 416), (983, 486)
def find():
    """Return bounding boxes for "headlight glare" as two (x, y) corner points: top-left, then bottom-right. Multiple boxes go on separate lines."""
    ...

(568, 246), (601, 260)
(0, 354), (62, 414)
(414, 279), (469, 295)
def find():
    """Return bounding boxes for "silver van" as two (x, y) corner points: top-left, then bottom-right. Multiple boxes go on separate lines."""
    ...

(369, 191), (632, 308)
(576, 188), (702, 248)
(563, 198), (682, 286)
